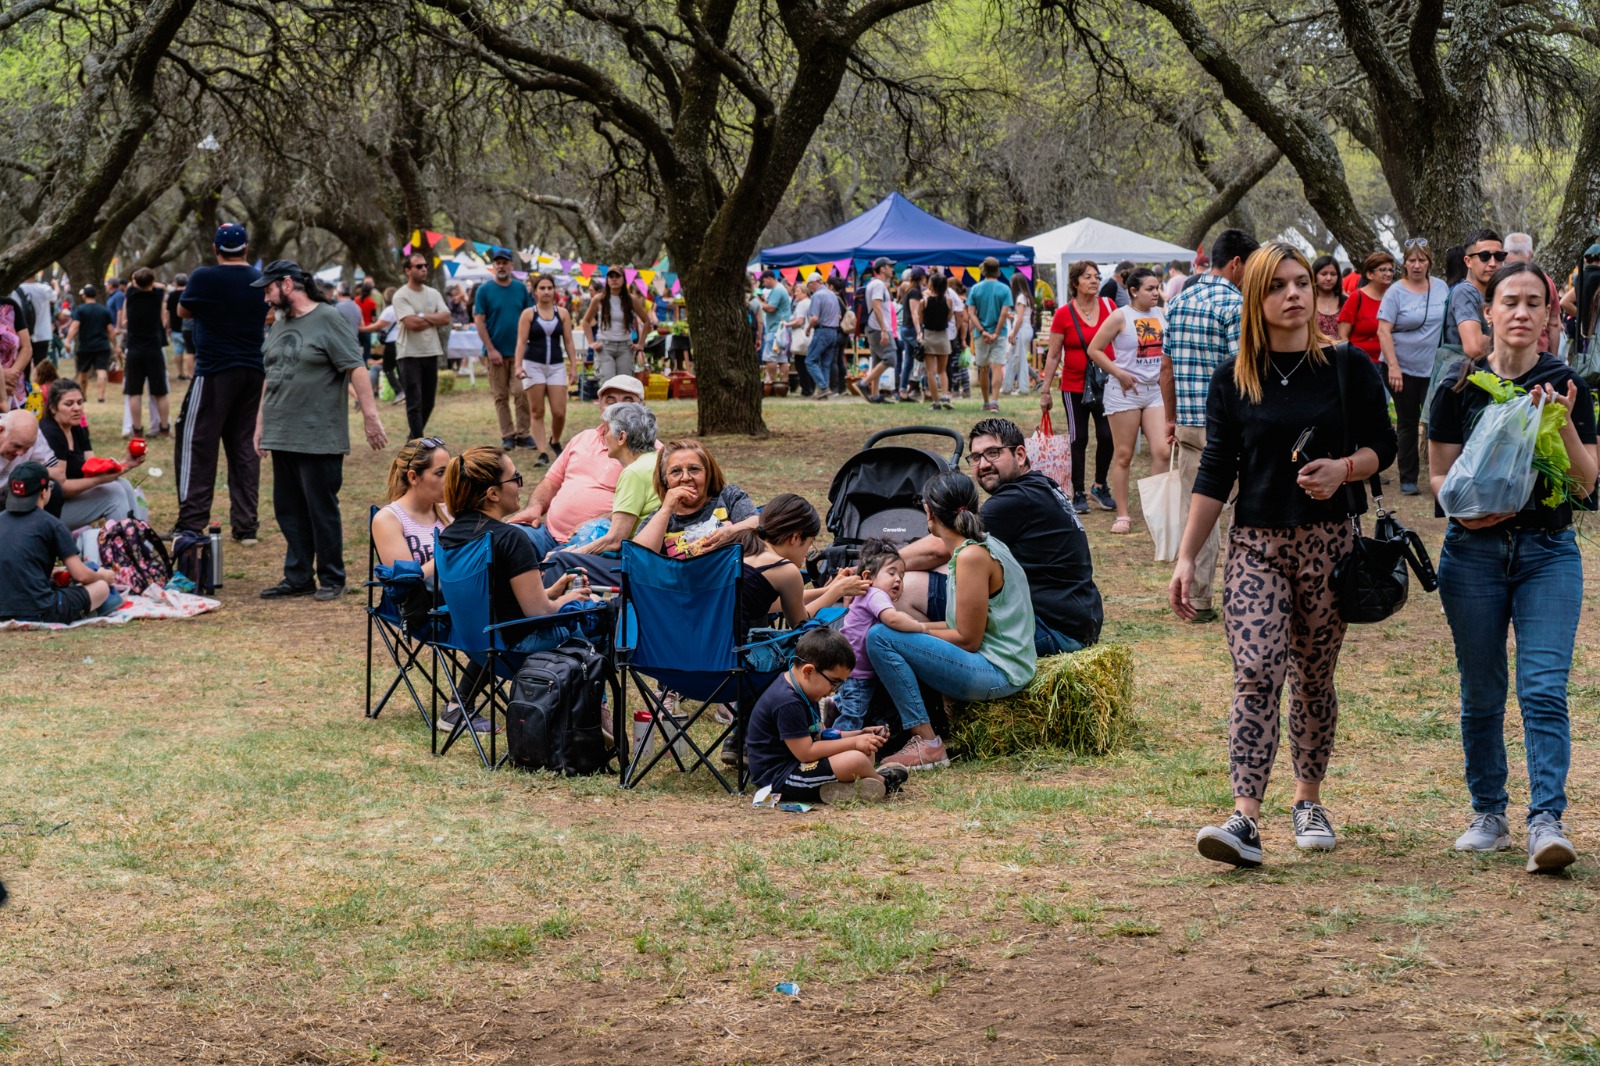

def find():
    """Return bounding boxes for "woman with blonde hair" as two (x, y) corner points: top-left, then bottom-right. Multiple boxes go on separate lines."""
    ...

(372, 436), (451, 576)
(1170, 243), (1396, 867)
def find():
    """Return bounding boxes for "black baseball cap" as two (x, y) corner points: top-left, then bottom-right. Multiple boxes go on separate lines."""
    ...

(871, 257), (894, 271)
(7, 461), (49, 513)
(251, 259), (308, 288)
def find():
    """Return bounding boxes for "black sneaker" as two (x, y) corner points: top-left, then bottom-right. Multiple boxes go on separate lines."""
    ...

(260, 581), (316, 599)
(515, 435), (537, 449)
(1196, 811), (1263, 867)
(501, 436), (516, 450)
(1090, 484), (1116, 511)
(533, 452), (551, 468)
(313, 585), (345, 602)
(1291, 800), (1337, 850)
(866, 393), (889, 404)
(879, 765), (909, 796)
(1071, 492), (1090, 514)
(551, 440), (564, 456)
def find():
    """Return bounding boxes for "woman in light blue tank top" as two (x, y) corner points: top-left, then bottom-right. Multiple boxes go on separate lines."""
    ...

(865, 473), (1036, 772)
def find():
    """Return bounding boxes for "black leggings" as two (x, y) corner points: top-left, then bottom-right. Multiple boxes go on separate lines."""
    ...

(1388, 373), (1428, 486)
(398, 357), (439, 440)
(1062, 389), (1112, 493)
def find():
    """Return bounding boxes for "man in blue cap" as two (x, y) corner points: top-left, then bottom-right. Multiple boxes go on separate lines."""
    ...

(173, 223), (267, 545)
(473, 247), (535, 450)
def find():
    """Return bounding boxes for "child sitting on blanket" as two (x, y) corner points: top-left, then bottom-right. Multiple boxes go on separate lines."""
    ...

(744, 628), (908, 803)
(0, 461), (116, 624)
(830, 539), (929, 733)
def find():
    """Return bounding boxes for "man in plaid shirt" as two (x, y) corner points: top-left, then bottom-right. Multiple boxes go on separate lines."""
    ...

(1161, 229), (1258, 622)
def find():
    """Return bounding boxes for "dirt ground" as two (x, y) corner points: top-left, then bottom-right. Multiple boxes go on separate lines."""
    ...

(3, 383), (1599, 1064)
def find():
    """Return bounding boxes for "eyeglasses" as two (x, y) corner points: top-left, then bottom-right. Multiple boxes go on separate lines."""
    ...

(966, 445), (1015, 467)
(666, 464), (706, 479)
(796, 660), (849, 691)
(1404, 238), (1430, 250)
(407, 263), (428, 271)
(1469, 250), (1510, 264)
(498, 472), (524, 488)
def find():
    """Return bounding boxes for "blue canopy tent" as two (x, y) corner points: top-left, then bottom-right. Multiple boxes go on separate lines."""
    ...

(759, 192), (1033, 272)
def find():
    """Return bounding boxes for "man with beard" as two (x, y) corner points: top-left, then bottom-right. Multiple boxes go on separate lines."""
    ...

(252, 260), (387, 602)
(900, 417), (1103, 656)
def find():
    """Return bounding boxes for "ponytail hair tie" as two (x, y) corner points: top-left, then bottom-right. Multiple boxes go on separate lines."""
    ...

(956, 506), (968, 515)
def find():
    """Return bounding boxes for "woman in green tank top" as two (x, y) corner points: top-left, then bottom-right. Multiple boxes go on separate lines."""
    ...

(865, 473), (1037, 772)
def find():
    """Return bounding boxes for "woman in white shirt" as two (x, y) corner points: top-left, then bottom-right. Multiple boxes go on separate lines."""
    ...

(1001, 273), (1036, 395)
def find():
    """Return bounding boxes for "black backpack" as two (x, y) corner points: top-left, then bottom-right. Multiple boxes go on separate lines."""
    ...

(504, 640), (609, 775)
(172, 530), (215, 594)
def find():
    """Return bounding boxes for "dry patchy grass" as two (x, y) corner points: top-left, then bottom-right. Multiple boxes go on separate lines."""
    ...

(3, 376), (1600, 1064)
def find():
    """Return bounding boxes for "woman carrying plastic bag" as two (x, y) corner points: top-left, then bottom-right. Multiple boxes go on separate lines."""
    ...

(1428, 260), (1599, 875)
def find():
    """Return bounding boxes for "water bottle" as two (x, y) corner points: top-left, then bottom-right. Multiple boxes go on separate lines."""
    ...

(208, 523), (224, 588)
(566, 567), (588, 591)
(632, 710), (654, 764)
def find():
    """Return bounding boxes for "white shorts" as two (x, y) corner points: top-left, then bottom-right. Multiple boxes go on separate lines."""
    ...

(521, 361), (568, 388)
(1102, 378), (1162, 415)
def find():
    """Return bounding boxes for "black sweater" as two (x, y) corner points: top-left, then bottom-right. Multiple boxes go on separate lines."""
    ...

(1194, 345), (1397, 528)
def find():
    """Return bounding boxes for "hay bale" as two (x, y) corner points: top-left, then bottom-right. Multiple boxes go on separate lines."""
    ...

(950, 643), (1134, 758)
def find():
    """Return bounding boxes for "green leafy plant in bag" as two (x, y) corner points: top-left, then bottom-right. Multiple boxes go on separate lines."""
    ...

(1468, 371), (1585, 507)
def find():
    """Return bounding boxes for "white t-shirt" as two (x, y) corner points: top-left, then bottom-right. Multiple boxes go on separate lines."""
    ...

(392, 284), (448, 359)
(20, 283), (53, 342)
(1111, 304), (1165, 385)
(376, 305), (399, 345)
(789, 297), (812, 354)
(946, 291), (965, 340)
(866, 278), (893, 334)
(597, 296), (632, 342)
(1008, 293), (1032, 338)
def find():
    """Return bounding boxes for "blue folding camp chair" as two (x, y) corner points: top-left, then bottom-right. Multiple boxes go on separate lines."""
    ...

(617, 542), (798, 793)
(431, 528), (618, 770)
(363, 506), (442, 728)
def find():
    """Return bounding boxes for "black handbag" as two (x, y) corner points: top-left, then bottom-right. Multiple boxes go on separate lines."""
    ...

(1330, 345), (1438, 623)
(1066, 300), (1109, 413)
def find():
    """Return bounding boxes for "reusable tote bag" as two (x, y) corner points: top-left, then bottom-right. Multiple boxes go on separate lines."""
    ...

(1137, 445), (1184, 562)
(1025, 412), (1072, 492)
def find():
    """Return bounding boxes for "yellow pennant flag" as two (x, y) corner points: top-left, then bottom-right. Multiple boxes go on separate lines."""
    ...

(966, 266), (981, 281)
(639, 270), (655, 285)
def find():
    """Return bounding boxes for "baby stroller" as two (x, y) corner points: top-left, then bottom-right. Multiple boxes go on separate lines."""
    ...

(808, 425), (964, 585)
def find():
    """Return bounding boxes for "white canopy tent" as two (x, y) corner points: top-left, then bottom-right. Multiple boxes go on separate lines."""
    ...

(1021, 218), (1195, 288)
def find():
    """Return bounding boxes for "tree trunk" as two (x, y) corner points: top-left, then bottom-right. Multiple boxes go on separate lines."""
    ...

(1551, 93), (1600, 274)
(58, 243), (110, 293)
(1371, 106), (1487, 252)
(1179, 149), (1282, 251)
(679, 253), (765, 437)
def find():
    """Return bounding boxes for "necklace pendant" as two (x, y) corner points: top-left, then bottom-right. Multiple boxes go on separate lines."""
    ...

(1280, 375), (1289, 385)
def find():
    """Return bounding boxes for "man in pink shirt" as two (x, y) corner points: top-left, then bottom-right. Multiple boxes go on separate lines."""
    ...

(509, 375), (646, 556)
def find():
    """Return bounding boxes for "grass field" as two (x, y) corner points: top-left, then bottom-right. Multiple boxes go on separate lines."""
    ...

(4, 372), (1600, 1064)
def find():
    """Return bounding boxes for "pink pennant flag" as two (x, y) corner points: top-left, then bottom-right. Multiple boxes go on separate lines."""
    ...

(779, 267), (799, 285)
(401, 243), (412, 256)
(624, 268), (639, 288)
(1019, 265), (1033, 280)
(671, 279), (681, 294)
(833, 258), (852, 278)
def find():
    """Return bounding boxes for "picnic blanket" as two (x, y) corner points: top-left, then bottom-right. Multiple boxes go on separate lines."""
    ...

(0, 588), (221, 631)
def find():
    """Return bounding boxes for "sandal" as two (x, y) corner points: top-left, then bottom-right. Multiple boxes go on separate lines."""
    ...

(1110, 516), (1133, 535)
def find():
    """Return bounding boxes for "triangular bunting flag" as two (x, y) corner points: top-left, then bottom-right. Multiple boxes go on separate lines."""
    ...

(1020, 265), (1033, 280)
(401, 243), (412, 256)
(834, 258), (852, 278)
(424, 231), (444, 247)
(432, 256), (442, 267)
(1001, 266), (1016, 280)
(966, 266), (981, 281)
(473, 241), (492, 257)
(671, 279), (681, 294)
(597, 264), (609, 277)
(411, 230), (423, 248)
(779, 267), (799, 284)
(624, 268), (639, 288)
(445, 261), (460, 277)
(446, 236), (466, 253)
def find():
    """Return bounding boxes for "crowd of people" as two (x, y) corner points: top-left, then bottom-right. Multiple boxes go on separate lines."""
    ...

(3, 219), (1596, 880)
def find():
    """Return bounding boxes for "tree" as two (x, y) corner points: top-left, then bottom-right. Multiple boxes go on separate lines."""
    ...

(420, 0), (945, 435)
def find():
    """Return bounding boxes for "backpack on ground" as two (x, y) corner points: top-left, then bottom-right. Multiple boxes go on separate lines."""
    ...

(97, 518), (173, 593)
(171, 530), (215, 595)
(504, 640), (609, 775)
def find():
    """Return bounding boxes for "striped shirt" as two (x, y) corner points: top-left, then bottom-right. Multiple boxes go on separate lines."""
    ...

(1164, 274), (1242, 427)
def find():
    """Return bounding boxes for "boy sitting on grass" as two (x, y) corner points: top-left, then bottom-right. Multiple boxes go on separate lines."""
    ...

(0, 461), (116, 624)
(745, 628), (908, 803)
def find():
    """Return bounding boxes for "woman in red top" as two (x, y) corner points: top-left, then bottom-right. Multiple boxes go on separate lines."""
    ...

(1040, 260), (1116, 514)
(1336, 250), (1394, 362)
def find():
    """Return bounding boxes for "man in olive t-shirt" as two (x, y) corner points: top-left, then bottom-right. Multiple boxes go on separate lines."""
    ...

(252, 260), (388, 601)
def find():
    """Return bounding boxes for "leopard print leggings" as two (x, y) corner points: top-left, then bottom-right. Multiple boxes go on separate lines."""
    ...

(1222, 521), (1352, 801)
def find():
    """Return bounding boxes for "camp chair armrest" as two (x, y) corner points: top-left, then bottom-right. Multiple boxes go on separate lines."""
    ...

(482, 601), (611, 636)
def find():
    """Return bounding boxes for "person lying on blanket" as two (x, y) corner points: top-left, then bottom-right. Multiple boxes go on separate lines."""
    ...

(0, 461), (117, 624)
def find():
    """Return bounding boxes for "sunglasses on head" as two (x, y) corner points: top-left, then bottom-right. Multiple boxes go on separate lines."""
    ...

(1404, 237), (1430, 249)
(413, 436), (445, 450)
(1469, 250), (1510, 263)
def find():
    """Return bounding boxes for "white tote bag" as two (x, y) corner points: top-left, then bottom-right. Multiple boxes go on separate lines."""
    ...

(1137, 446), (1184, 563)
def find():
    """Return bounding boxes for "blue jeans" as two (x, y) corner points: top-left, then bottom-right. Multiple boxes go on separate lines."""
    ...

(519, 523), (560, 558)
(866, 625), (1023, 730)
(805, 326), (839, 392)
(832, 676), (878, 732)
(1034, 621), (1085, 657)
(896, 334), (921, 393)
(1437, 525), (1581, 821)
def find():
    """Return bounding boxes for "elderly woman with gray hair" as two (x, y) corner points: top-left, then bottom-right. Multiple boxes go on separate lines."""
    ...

(540, 401), (661, 586)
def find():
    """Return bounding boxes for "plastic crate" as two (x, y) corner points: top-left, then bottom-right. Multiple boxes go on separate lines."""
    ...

(645, 374), (670, 401)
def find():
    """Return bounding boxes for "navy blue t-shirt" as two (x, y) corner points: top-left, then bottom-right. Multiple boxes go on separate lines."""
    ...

(0, 508), (79, 621)
(745, 673), (819, 790)
(180, 264), (266, 375)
